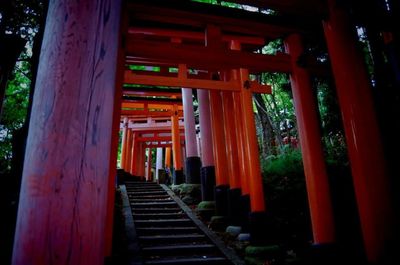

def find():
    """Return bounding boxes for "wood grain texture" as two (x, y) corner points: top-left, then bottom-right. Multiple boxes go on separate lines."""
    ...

(12, 0), (122, 264)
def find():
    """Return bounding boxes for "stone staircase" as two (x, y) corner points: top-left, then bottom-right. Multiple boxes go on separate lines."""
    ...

(125, 181), (242, 265)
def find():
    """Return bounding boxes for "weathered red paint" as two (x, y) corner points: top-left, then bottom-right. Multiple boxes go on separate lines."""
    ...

(125, 129), (133, 173)
(285, 34), (335, 244)
(231, 41), (265, 212)
(171, 105), (183, 170)
(323, 0), (394, 261)
(209, 90), (229, 186)
(12, 0), (122, 264)
(222, 90), (241, 189)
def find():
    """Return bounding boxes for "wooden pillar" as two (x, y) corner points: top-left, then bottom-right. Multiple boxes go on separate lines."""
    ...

(171, 104), (183, 184)
(231, 41), (265, 213)
(146, 148), (152, 181)
(182, 87), (201, 184)
(12, 0), (122, 264)
(233, 90), (250, 196)
(182, 88), (198, 157)
(198, 89), (215, 201)
(231, 41), (266, 242)
(129, 132), (138, 176)
(138, 143), (146, 179)
(125, 129), (133, 173)
(222, 89), (242, 224)
(239, 68), (265, 212)
(285, 34), (335, 244)
(209, 90), (229, 187)
(120, 118), (128, 170)
(105, 11), (125, 256)
(323, 0), (395, 262)
(209, 89), (230, 216)
(221, 83), (241, 190)
(155, 148), (163, 182)
(165, 147), (171, 169)
(165, 147), (171, 182)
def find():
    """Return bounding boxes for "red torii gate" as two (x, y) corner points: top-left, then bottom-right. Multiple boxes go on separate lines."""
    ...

(11, 0), (395, 264)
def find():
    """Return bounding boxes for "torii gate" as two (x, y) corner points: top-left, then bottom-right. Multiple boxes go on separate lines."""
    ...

(12, 0), (395, 264)
(120, 116), (185, 181)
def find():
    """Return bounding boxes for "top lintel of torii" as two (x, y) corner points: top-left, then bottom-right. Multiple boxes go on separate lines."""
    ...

(123, 0), (327, 93)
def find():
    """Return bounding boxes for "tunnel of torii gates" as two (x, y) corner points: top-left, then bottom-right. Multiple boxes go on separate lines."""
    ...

(11, 0), (396, 264)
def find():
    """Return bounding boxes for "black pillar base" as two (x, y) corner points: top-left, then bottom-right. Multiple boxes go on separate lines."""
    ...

(185, 156), (201, 184)
(249, 211), (274, 245)
(228, 188), (242, 226)
(239, 194), (251, 231)
(173, 169), (184, 185)
(200, 166), (215, 201)
(215, 185), (230, 216)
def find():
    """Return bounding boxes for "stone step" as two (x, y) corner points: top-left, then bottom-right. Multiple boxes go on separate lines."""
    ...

(134, 219), (193, 227)
(128, 191), (167, 196)
(130, 198), (174, 203)
(138, 234), (207, 244)
(133, 212), (186, 220)
(128, 189), (165, 193)
(125, 181), (159, 185)
(142, 244), (217, 256)
(144, 256), (229, 265)
(129, 194), (171, 199)
(131, 202), (178, 208)
(136, 227), (200, 235)
(131, 207), (182, 214)
(126, 185), (161, 188)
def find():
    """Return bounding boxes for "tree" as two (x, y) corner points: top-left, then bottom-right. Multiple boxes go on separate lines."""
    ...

(0, 1), (46, 264)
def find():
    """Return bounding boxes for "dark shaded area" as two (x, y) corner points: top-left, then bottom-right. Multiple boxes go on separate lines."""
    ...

(105, 188), (130, 265)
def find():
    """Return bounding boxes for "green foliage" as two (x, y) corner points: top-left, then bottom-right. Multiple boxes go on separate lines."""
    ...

(127, 65), (160, 72)
(0, 0), (46, 175)
(262, 148), (303, 178)
(0, 60), (30, 174)
(191, 0), (241, 9)
(261, 150), (312, 244)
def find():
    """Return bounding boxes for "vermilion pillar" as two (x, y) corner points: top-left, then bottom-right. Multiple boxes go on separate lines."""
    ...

(239, 68), (265, 212)
(222, 90), (242, 224)
(125, 129), (133, 173)
(165, 147), (172, 183)
(233, 90), (250, 196)
(209, 90), (229, 216)
(129, 132), (138, 176)
(323, 0), (394, 262)
(105, 20), (125, 256)
(146, 148), (152, 181)
(155, 148), (163, 182)
(231, 40), (266, 242)
(120, 118), (128, 170)
(209, 90), (229, 186)
(285, 34), (335, 244)
(231, 42), (265, 213)
(171, 105), (184, 184)
(140, 143), (147, 179)
(12, 0), (122, 264)
(232, 70), (251, 229)
(182, 88), (201, 184)
(198, 89), (215, 201)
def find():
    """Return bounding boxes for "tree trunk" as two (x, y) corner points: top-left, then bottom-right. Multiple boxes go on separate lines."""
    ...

(253, 93), (274, 158)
